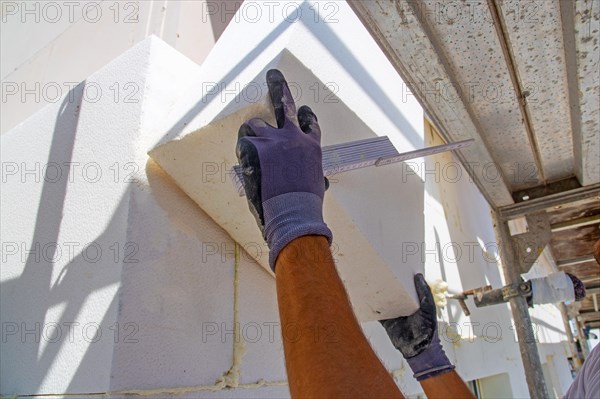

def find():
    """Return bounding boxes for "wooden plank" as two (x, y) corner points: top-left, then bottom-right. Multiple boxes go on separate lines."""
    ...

(558, 261), (600, 283)
(546, 196), (600, 225)
(551, 224), (600, 261)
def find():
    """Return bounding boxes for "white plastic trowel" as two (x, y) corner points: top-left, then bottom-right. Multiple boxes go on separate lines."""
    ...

(149, 94), (473, 322)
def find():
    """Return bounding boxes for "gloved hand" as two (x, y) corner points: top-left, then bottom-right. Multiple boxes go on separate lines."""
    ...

(380, 274), (455, 381)
(236, 69), (332, 271)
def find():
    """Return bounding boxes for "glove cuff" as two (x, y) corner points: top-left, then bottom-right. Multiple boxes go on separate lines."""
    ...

(263, 192), (333, 272)
(405, 335), (455, 381)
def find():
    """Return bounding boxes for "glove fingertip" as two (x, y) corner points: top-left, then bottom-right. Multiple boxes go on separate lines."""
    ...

(298, 105), (322, 142)
(266, 69), (296, 128)
(266, 69), (285, 83)
(414, 273), (426, 288)
(238, 122), (255, 139)
(414, 273), (434, 303)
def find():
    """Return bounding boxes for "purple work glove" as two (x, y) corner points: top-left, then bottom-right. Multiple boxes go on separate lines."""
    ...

(380, 274), (455, 381)
(236, 69), (332, 271)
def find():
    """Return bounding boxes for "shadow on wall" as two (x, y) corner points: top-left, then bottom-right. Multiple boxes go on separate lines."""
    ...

(430, 186), (513, 329)
(107, 160), (238, 391)
(420, 121), (522, 373)
(0, 98), (238, 395)
(1, 1), (427, 392)
(1, 83), (126, 393)
(422, 124), (508, 327)
(434, 227), (463, 324)
(427, 182), (524, 384)
(0, 3), (246, 390)
(162, 0), (422, 150)
(306, 8), (422, 149)
(209, 0), (242, 41)
(162, 10), (293, 143)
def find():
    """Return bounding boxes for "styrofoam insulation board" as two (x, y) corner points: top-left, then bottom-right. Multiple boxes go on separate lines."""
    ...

(146, 0), (432, 320)
(150, 50), (423, 321)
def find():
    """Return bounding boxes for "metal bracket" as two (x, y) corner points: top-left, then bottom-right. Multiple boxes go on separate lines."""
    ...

(510, 211), (552, 274)
(502, 282), (533, 301)
(446, 293), (472, 316)
(448, 282), (533, 312)
(502, 283), (521, 300)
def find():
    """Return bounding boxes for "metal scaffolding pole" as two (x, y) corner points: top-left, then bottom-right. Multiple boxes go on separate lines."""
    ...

(559, 303), (581, 371)
(492, 212), (549, 399)
(576, 316), (591, 359)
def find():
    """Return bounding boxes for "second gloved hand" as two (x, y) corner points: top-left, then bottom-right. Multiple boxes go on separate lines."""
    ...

(236, 69), (332, 271)
(380, 274), (455, 381)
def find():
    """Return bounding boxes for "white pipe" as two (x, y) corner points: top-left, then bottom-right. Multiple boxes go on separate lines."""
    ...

(530, 272), (575, 304)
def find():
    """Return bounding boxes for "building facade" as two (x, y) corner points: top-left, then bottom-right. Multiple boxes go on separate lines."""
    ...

(1, 1), (580, 397)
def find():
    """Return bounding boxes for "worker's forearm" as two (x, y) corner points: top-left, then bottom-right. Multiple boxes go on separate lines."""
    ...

(276, 235), (404, 399)
(420, 370), (475, 399)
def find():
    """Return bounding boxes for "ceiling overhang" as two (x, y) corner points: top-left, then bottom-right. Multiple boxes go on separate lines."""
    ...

(348, 0), (600, 328)
(348, 0), (599, 208)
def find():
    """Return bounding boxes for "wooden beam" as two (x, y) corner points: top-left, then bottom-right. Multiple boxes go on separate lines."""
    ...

(557, 255), (596, 267)
(551, 215), (600, 232)
(499, 183), (600, 220)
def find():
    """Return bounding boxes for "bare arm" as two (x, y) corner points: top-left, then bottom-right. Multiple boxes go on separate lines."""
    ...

(421, 370), (475, 399)
(236, 70), (401, 398)
(276, 235), (404, 399)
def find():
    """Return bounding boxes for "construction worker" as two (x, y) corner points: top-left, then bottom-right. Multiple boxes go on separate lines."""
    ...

(563, 240), (600, 399)
(236, 69), (474, 398)
(565, 343), (600, 398)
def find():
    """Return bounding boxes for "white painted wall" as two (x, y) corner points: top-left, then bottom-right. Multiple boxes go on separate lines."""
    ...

(420, 122), (575, 398)
(1, 1), (575, 397)
(0, 0), (240, 134)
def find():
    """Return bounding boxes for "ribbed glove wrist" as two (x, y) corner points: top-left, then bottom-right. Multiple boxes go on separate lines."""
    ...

(263, 192), (333, 271)
(405, 334), (455, 381)
(380, 274), (456, 382)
